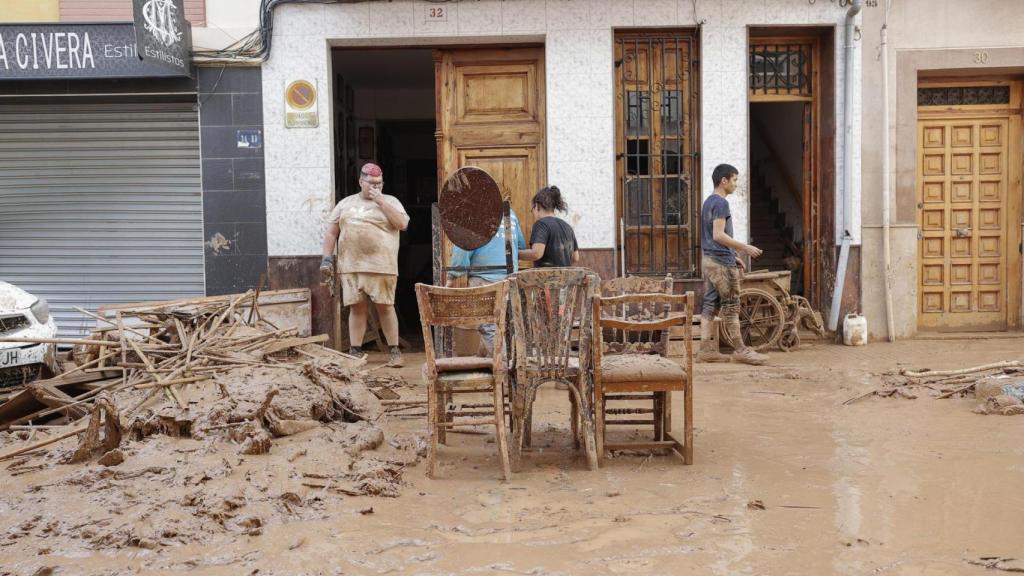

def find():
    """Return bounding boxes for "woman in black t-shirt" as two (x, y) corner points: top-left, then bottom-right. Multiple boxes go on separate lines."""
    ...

(519, 185), (579, 268)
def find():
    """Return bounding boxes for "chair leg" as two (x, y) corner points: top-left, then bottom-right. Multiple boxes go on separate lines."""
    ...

(523, 387), (537, 448)
(436, 385), (448, 445)
(684, 382), (693, 465)
(508, 390), (525, 473)
(579, 389), (598, 471)
(492, 378), (512, 481)
(653, 392), (664, 442)
(595, 385), (605, 463)
(427, 379), (439, 478)
(570, 388), (580, 450)
(664, 390), (673, 434)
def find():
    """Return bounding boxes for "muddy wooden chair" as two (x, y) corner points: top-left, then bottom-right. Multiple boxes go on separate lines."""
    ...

(508, 267), (599, 472)
(592, 291), (695, 464)
(415, 281), (512, 480)
(598, 275), (676, 443)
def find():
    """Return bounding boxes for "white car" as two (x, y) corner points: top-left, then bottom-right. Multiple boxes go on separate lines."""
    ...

(0, 281), (59, 387)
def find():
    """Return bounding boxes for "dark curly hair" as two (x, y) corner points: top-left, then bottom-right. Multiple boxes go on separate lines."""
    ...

(532, 185), (567, 213)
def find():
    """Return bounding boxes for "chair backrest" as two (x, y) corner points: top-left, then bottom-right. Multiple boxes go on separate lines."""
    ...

(599, 275), (674, 355)
(593, 292), (694, 361)
(508, 267), (597, 374)
(415, 281), (509, 375)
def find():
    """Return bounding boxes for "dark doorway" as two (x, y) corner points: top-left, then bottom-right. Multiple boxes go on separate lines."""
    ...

(749, 102), (806, 294)
(331, 48), (436, 344)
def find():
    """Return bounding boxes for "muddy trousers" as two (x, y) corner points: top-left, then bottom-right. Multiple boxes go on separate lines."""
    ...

(701, 257), (749, 352)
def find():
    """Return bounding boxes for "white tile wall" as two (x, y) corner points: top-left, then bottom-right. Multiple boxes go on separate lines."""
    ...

(546, 0), (589, 30)
(502, 0), (547, 33)
(271, 3), (325, 37)
(369, 0), (416, 36)
(634, 0), (679, 26)
(323, 2), (371, 37)
(589, 0), (634, 28)
(265, 0), (859, 255)
(457, 0), (502, 34)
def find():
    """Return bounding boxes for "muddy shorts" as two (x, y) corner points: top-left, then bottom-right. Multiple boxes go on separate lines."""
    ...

(701, 257), (742, 318)
(340, 272), (397, 306)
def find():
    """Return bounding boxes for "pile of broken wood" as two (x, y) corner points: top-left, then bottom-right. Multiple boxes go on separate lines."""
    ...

(0, 290), (377, 462)
(847, 360), (1024, 413)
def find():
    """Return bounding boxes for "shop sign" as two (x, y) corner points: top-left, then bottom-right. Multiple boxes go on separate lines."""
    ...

(285, 79), (319, 128)
(0, 23), (189, 80)
(132, 0), (192, 76)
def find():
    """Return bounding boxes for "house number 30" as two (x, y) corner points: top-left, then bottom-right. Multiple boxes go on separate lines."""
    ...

(974, 51), (989, 64)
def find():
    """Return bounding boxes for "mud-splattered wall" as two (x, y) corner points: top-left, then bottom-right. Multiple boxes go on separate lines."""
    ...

(198, 66), (269, 296)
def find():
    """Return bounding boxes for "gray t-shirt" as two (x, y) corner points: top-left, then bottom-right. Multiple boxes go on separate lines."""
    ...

(701, 194), (736, 266)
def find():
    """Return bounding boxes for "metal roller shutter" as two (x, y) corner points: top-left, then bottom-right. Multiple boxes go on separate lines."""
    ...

(0, 97), (205, 338)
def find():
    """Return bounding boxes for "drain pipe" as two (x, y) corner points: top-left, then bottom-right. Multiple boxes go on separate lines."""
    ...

(880, 0), (896, 341)
(828, 0), (863, 333)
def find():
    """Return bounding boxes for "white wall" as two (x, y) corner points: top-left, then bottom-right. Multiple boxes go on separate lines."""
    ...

(192, 0), (261, 51)
(261, 0), (856, 257)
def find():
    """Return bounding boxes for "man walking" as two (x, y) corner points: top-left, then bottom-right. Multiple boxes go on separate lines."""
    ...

(320, 163), (409, 367)
(698, 164), (768, 365)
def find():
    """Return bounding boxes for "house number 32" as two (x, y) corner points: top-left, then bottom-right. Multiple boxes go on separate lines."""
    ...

(974, 51), (989, 64)
(428, 7), (446, 20)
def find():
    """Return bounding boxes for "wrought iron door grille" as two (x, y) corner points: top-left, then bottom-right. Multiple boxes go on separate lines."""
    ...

(616, 33), (700, 277)
(917, 86), (1010, 106)
(749, 43), (812, 96)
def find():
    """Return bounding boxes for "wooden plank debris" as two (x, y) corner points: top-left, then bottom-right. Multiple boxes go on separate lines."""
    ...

(0, 290), (365, 444)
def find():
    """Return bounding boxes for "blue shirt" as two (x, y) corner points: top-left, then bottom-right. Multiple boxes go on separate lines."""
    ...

(449, 210), (527, 283)
(701, 194), (736, 266)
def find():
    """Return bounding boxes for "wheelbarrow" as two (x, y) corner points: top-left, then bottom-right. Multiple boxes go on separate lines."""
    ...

(736, 270), (826, 352)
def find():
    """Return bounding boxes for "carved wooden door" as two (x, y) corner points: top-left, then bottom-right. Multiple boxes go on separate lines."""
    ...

(434, 47), (546, 254)
(917, 117), (1014, 330)
(615, 32), (699, 276)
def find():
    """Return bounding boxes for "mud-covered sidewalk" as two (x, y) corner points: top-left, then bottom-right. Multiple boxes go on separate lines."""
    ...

(2, 337), (1024, 575)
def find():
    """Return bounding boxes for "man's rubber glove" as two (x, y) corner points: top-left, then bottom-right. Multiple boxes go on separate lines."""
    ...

(319, 255), (335, 285)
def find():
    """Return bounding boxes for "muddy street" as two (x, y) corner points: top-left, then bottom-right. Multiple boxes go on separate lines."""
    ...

(2, 338), (1024, 576)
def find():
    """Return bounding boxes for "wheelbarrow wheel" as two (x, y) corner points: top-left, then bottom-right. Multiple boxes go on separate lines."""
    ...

(737, 288), (785, 352)
(778, 328), (800, 352)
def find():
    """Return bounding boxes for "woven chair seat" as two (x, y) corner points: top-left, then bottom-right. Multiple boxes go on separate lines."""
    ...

(600, 354), (687, 384)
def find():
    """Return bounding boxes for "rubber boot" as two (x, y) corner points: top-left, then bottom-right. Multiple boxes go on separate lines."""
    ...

(732, 347), (769, 366)
(719, 313), (768, 366)
(697, 317), (731, 363)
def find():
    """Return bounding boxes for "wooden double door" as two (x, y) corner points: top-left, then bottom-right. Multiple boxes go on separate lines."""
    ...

(434, 47), (546, 254)
(917, 81), (1022, 331)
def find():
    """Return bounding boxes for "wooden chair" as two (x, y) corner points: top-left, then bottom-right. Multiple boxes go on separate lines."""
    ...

(415, 281), (512, 480)
(508, 267), (599, 472)
(592, 291), (695, 464)
(598, 275), (675, 439)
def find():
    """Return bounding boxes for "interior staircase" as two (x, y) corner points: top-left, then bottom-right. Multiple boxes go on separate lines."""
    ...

(749, 161), (800, 272)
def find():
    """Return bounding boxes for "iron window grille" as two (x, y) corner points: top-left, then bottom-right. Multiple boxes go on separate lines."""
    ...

(917, 86), (1010, 107)
(749, 43), (812, 97)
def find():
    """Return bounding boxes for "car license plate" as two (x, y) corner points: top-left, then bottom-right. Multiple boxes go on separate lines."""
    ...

(0, 348), (19, 367)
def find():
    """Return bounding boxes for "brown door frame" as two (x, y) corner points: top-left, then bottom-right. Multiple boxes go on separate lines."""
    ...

(916, 77), (1023, 331)
(748, 29), (834, 309)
